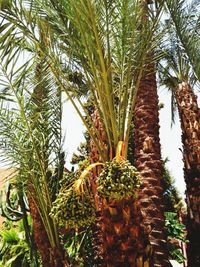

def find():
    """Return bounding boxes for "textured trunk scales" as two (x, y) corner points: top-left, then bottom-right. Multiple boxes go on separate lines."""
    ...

(133, 69), (170, 267)
(90, 109), (151, 267)
(175, 82), (200, 267)
(28, 192), (66, 267)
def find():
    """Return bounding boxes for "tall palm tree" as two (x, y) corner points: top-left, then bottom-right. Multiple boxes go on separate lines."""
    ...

(133, 64), (170, 267)
(159, 51), (200, 267)
(175, 82), (200, 267)
(89, 108), (153, 267)
(130, 2), (172, 266)
(162, 1), (200, 265)
(0, 0), (170, 266)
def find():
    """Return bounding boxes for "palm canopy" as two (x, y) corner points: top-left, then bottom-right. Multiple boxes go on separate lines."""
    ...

(0, 0), (165, 161)
(158, 0), (200, 123)
(158, 19), (198, 123)
(165, 0), (200, 82)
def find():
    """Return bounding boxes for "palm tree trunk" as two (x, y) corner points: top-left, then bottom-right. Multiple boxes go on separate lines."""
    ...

(133, 67), (170, 267)
(89, 108), (107, 267)
(18, 191), (39, 266)
(28, 192), (52, 267)
(28, 191), (66, 267)
(175, 81), (200, 267)
(90, 109), (152, 267)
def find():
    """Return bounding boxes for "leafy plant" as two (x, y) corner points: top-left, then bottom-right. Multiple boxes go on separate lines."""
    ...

(64, 228), (94, 267)
(0, 180), (39, 266)
(165, 212), (188, 263)
(0, 218), (41, 267)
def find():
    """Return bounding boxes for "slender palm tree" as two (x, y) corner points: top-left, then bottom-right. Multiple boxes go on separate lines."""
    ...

(159, 52), (200, 267)
(130, 2), (172, 266)
(133, 63), (171, 267)
(161, 2), (200, 265)
(0, 16), (68, 267)
(175, 82), (200, 267)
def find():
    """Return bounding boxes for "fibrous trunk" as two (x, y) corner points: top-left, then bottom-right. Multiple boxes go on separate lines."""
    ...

(133, 68), (170, 267)
(28, 190), (66, 267)
(89, 108), (107, 267)
(90, 109), (151, 267)
(175, 82), (200, 267)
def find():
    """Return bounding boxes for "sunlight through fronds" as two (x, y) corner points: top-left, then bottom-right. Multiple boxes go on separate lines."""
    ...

(0, 0), (166, 160)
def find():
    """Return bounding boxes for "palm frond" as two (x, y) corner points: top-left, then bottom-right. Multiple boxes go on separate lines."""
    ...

(26, 0), (165, 157)
(157, 12), (199, 124)
(166, 0), (200, 82)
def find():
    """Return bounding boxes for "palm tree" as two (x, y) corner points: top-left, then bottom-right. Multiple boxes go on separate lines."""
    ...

(0, 15), (68, 267)
(165, 0), (200, 81)
(133, 64), (171, 267)
(175, 83), (200, 267)
(0, 0), (172, 266)
(129, 2), (172, 266)
(159, 52), (200, 267)
(161, 1), (200, 265)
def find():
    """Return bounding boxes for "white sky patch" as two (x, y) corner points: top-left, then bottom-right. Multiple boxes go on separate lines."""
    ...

(159, 87), (185, 197)
(62, 99), (85, 169)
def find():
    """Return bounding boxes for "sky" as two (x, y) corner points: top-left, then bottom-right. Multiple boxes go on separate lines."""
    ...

(158, 88), (185, 196)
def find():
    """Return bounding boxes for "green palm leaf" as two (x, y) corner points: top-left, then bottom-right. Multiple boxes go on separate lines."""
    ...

(0, 0), (166, 160)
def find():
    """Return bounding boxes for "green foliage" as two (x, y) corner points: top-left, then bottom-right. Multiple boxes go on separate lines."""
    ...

(0, 181), (40, 266)
(165, 212), (187, 263)
(165, 0), (200, 82)
(0, 0), (166, 161)
(163, 164), (186, 264)
(0, 0), (11, 10)
(0, 182), (26, 222)
(0, 218), (40, 267)
(97, 159), (140, 200)
(64, 228), (94, 267)
(0, 19), (65, 255)
(162, 162), (182, 212)
(165, 212), (186, 242)
(168, 245), (186, 264)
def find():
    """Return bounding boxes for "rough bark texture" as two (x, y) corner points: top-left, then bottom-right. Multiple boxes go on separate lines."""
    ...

(90, 109), (152, 267)
(133, 70), (171, 267)
(90, 108), (107, 267)
(100, 198), (152, 267)
(175, 82), (200, 267)
(28, 192), (66, 267)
